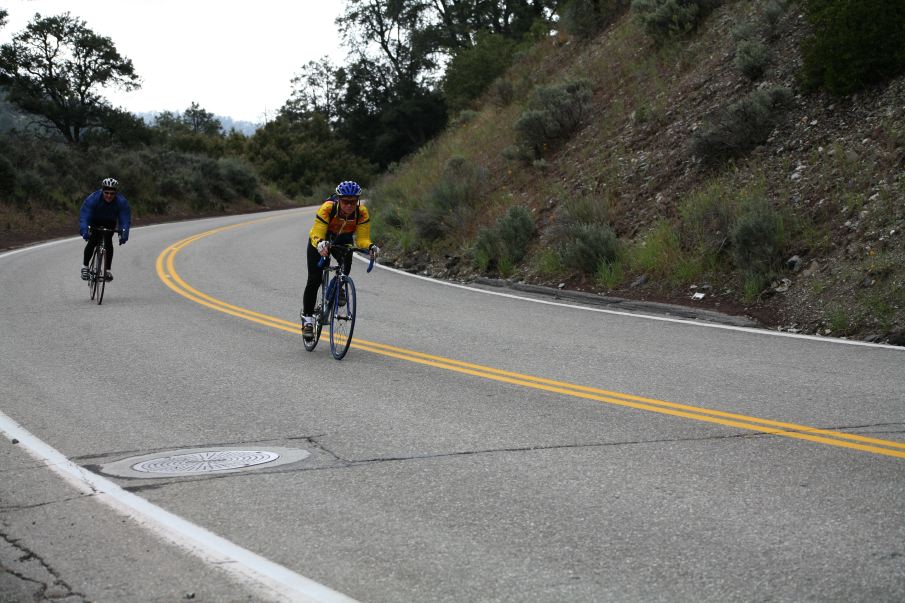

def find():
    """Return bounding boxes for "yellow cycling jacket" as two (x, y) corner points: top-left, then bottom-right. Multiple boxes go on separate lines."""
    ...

(309, 200), (372, 249)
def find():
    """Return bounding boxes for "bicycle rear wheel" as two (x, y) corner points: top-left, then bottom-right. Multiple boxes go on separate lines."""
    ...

(329, 276), (356, 360)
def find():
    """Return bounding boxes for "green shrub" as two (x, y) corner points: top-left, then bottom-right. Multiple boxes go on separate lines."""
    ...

(413, 157), (486, 241)
(513, 110), (551, 159)
(802, 0), (905, 94)
(513, 79), (593, 160)
(558, 223), (621, 275)
(631, 0), (722, 44)
(678, 187), (735, 253)
(735, 39), (772, 80)
(762, 0), (791, 36)
(472, 205), (536, 273)
(730, 204), (786, 273)
(490, 79), (515, 107)
(498, 205), (536, 263)
(691, 86), (791, 166)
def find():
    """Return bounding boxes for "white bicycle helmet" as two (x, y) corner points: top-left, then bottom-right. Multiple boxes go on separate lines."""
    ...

(102, 177), (119, 190)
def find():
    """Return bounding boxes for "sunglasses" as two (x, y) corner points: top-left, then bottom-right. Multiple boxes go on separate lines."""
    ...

(102, 189), (116, 194)
(338, 197), (357, 204)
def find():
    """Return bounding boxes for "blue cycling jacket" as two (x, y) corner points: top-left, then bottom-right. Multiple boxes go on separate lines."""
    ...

(78, 190), (132, 235)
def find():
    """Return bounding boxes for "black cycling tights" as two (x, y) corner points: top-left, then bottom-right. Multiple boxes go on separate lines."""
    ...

(83, 229), (114, 270)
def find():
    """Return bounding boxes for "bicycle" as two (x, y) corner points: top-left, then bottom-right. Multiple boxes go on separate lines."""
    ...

(301, 243), (375, 360)
(86, 226), (121, 305)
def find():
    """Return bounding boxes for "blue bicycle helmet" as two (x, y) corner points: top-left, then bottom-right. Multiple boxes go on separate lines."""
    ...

(335, 180), (362, 197)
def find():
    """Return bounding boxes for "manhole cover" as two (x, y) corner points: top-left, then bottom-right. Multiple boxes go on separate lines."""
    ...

(132, 450), (281, 474)
(99, 446), (310, 478)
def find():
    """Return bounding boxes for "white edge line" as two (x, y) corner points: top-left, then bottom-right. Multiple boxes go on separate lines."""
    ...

(0, 411), (358, 603)
(357, 255), (905, 351)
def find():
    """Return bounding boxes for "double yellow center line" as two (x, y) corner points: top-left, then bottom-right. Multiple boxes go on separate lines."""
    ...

(156, 219), (905, 460)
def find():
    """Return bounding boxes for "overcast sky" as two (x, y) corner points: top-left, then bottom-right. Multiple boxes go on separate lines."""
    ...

(0, 0), (347, 123)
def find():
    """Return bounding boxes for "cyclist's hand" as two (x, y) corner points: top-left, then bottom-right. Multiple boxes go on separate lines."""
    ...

(80, 228), (89, 240)
(317, 240), (329, 256)
(119, 231), (128, 245)
(369, 243), (380, 259)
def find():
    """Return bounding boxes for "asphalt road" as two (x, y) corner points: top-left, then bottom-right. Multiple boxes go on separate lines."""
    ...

(2, 208), (904, 602)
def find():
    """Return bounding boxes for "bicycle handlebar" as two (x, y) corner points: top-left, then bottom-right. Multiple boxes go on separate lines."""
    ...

(316, 243), (377, 272)
(88, 226), (123, 234)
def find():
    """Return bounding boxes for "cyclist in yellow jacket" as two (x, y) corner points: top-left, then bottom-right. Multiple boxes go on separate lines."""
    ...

(302, 180), (379, 340)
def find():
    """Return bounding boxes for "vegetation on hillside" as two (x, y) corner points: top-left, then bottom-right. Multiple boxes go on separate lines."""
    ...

(366, 0), (905, 343)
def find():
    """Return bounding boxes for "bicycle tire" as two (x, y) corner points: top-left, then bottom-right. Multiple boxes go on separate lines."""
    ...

(96, 248), (106, 305)
(329, 276), (356, 360)
(88, 247), (101, 301)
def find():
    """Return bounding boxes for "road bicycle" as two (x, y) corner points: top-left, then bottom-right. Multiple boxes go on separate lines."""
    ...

(302, 243), (375, 360)
(86, 226), (120, 305)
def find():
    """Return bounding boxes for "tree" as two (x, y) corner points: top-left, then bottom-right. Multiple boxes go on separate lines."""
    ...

(443, 30), (518, 111)
(338, 0), (440, 87)
(247, 111), (375, 197)
(150, 103), (226, 156)
(286, 57), (345, 122)
(183, 101), (223, 136)
(0, 12), (140, 144)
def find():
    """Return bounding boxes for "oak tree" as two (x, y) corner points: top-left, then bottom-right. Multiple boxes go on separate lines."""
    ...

(0, 12), (140, 143)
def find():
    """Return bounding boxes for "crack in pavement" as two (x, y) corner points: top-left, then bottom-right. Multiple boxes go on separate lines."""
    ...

(0, 494), (91, 513)
(95, 423), (905, 492)
(0, 530), (87, 602)
(119, 430), (778, 491)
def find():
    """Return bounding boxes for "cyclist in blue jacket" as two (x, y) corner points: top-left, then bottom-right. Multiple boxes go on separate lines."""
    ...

(79, 178), (131, 282)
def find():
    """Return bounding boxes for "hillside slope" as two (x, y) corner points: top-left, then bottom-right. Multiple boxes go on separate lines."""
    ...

(373, 1), (905, 344)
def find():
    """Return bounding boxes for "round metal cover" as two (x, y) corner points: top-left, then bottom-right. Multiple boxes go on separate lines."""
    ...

(99, 446), (310, 478)
(132, 450), (281, 474)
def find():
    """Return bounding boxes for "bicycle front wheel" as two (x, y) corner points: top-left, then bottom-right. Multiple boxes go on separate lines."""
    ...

(88, 247), (101, 301)
(96, 248), (106, 305)
(329, 276), (357, 360)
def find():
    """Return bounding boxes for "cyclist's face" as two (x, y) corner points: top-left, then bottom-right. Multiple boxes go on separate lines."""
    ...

(338, 196), (357, 215)
(102, 189), (116, 202)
